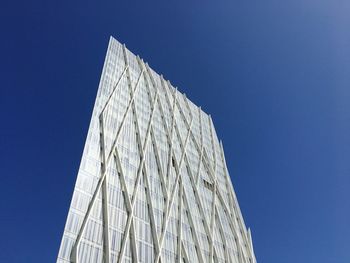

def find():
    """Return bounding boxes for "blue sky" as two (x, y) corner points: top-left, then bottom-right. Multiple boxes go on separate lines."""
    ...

(1, 0), (349, 262)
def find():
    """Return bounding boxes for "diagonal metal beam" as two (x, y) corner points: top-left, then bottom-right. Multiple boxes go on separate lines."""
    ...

(141, 61), (170, 209)
(172, 112), (217, 260)
(150, 127), (169, 203)
(215, 206), (232, 263)
(143, 54), (252, 262)
(134, 56), (164, 257)
(145, 64), (219, 263)
(69, 65), (144, 263)
(181, 241), (190, 263)
(181, 177), (205, 263)
(155, 118), (193, 263)
(219, 141), (254, 261)
(143, 60), (251, 263)
(116, 46), (162, 263)
(113, 150), (134, 261)
(100, 66), (128, 115)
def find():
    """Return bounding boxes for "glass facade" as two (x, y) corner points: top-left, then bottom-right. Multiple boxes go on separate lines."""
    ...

(57, 36), (256, 263)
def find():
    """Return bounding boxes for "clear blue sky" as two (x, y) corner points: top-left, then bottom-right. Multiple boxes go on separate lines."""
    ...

(1, 1), (349, 262)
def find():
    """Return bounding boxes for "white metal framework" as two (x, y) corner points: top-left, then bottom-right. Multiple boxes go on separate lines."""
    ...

(57, 36), (257, 263)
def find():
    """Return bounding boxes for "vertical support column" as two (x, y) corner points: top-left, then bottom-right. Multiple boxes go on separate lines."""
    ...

(195, 107), (204, 186)
(177, 182), (183, 263)
(209, 183), (216, 263)
(99, 116), (110, 263)
(208, 115), (217, 263)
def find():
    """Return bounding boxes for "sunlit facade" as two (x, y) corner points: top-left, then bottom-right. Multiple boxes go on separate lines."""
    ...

(57, 36), (256, 263)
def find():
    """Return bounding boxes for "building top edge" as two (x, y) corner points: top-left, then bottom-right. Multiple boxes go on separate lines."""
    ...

(109, 35), (212, 120)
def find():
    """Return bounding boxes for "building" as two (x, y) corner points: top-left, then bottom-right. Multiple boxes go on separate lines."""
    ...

(57, 36), (257, 263)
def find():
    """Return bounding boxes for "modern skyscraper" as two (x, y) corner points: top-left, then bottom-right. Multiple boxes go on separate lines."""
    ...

(57, 36), (257, 263)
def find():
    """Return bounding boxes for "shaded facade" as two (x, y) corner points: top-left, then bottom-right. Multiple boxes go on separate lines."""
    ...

(57, 36), (256, 263)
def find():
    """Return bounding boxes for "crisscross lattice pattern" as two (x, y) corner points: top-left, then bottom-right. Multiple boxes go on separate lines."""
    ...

(57, 37), (256, 263)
